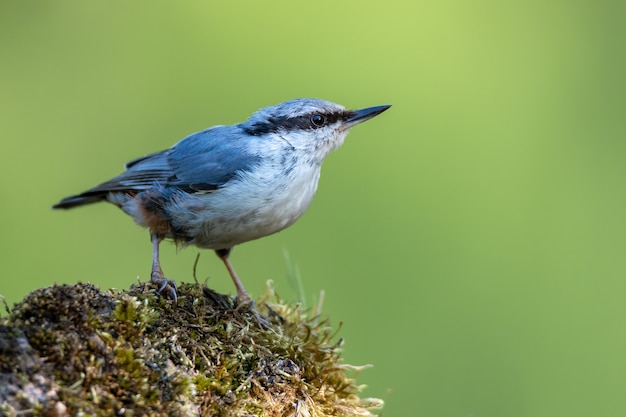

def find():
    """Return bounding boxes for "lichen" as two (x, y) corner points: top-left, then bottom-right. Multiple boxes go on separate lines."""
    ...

(0, 281), (382, 416)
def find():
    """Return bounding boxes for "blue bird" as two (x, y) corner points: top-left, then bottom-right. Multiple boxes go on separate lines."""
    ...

(53, 98), (391, 302)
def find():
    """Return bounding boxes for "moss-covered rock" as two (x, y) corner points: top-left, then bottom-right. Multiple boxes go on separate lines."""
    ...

(0, 282), (382, 416)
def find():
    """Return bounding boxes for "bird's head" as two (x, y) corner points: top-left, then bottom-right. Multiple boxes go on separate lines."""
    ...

(241, 98), (391, 164)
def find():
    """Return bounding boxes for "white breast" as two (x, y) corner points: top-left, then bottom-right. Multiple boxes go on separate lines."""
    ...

(167, 159), (322, 250)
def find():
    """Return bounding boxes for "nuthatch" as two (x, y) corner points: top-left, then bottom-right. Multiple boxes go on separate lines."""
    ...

(54, 98), (391, 302)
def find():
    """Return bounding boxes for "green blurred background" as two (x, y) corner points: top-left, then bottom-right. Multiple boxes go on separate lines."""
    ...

(2, 1), (625, 415)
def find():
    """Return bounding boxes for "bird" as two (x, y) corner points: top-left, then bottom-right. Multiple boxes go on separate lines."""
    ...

(53, 98), (391, 303)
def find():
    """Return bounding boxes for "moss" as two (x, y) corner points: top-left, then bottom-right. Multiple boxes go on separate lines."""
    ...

(0, 281), (382, 416)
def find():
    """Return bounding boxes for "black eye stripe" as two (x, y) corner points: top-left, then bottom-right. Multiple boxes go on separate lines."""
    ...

(243, 111), (347, 136)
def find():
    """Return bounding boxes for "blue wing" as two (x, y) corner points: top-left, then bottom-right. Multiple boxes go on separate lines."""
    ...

(53, 126), (261, 208)
(166, 126), (261, 192)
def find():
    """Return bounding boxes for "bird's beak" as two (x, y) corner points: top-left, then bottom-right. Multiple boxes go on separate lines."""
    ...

(342, 104), (391, 130)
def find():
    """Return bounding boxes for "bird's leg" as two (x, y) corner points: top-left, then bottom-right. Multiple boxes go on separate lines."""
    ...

(150, 232), (177, 303)
(215, 248), (250, 303)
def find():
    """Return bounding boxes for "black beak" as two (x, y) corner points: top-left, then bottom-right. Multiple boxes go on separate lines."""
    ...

(343, 104), (392, 130)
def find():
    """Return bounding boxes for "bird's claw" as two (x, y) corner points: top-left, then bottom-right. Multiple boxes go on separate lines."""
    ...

(234, 298), (270, 329)
(151, 274), (178, 303)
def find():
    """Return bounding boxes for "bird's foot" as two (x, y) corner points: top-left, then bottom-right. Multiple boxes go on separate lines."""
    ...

(150, 272), (178, 303)
(235, 289), (251, 305)
(234, 298), (270, 329)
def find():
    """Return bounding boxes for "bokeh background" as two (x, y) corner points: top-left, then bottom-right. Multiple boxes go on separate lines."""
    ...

(2, 1), (625, 415)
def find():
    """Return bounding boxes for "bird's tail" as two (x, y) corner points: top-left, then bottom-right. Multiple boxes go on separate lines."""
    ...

(52, 192), (108, 209)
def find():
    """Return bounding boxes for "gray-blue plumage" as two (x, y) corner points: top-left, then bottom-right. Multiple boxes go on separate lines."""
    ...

(60, 125), (263, 200)
(168, 127), (263, 191)
(53, 98), (391, 301)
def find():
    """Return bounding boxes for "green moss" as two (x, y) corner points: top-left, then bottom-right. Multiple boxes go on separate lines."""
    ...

(0, 282), (383, 416)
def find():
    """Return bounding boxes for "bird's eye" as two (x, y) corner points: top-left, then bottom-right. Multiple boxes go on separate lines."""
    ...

(310, 114), (326, 128)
